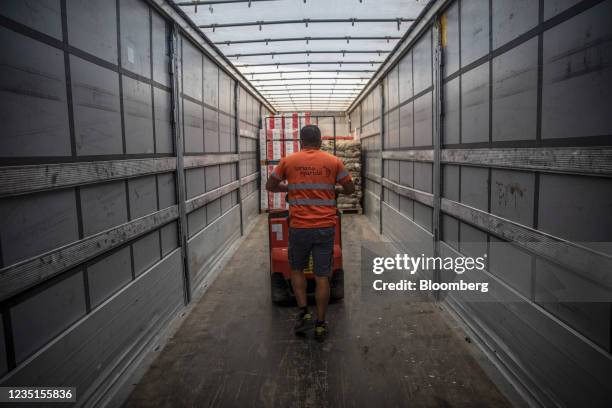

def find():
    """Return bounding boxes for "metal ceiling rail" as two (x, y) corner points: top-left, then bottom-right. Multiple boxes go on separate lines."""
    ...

(258, 91), (364, 95)
(176, 0), (278, 5)
(260, 88), (362, 91)
(274, 107), (351, 109)
(266, 91), (355, 98)
(261, 88), (360, 91)
(269, 102), (354, 105)
(270, 103), (354, 105)
(267, 97), (357, 100)
(266, 94), (356, 97)
(261, 88), (360, 95)
(257, 82), (364, 86)
(268, 96), (356, 99)
(236, 61), (384, 67)
(258, 87), (363, 90)
(272, 101), (349, 103)
(271, 100), (353, 102)
(270, 102), (354, 104)
(274, 106), (351, 109)
(245, 70), (375, 75)
(267, 98), (357, 101)
(260, 92), (359, 95)
(200, 18), (415, 30)
(226, 50), (391, 58)
(268, 94), (356, 97)
(263, 93), (360, 96)
(215, 36), (402, 45)
(268, 99), (355, 102)
(251, 78), (369, 82)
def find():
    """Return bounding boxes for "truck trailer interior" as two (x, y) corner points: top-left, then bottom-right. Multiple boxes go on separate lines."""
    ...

(0, 0), (611, 406)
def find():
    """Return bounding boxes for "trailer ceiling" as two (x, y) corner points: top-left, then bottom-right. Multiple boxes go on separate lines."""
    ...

(174, 0), (428, 112)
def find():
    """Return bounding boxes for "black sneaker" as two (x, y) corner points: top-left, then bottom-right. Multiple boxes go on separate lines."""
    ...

(294, 311), (314, 336)
(314, 321), (328, 340)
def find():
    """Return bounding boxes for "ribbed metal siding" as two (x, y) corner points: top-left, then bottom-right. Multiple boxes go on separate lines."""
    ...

(351, 0), (612, 405)
(0, 0), (263, 404)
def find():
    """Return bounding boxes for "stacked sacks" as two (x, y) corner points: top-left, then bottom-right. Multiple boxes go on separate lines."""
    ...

(322, 140), (362, 212)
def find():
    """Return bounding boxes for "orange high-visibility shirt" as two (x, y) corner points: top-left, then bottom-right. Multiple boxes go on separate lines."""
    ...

(271, 148), (352, 228)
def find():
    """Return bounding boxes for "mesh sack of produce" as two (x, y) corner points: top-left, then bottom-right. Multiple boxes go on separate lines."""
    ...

(320, 139), (362, 212)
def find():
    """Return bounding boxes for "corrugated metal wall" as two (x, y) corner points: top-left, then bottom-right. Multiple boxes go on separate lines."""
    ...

(0, 0), (267, 405)
(351, 0), (612, 406)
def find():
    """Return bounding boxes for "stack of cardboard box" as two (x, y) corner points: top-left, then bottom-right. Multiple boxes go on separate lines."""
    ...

(260, 113), (311, 210)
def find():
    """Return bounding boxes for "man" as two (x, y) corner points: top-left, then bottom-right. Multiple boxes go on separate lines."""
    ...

(266, 125), (355, 339)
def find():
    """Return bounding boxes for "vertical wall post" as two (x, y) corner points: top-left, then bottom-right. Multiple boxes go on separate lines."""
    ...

(432, 17), (444, 297)
(358, 107), (364, 214)
(348, 114), (351, 140)
(333, 116), (337, 156)
(258, 109), (266, 214)
(378, 82), (385, 235)
(234, 82), (244, 236)
(170, 24), (191, 305)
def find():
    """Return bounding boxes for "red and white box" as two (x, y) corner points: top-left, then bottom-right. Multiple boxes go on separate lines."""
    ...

(284, 140), (297, 156)
(267, 130), (284, 160)
(259, 129), (266, 157)
(273, 115), (283, 130)
(266, 164), (287, 209)
(298, 112), (313, 130)
(260, 165), (268, 210)
(284, 112), (298, 130)
(268, 192), (286, 209)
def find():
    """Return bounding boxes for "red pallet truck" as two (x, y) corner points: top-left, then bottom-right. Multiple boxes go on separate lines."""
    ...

(268, 209), (344, 304)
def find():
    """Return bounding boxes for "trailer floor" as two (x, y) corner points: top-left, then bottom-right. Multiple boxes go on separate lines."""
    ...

(124, 214), (512, 408)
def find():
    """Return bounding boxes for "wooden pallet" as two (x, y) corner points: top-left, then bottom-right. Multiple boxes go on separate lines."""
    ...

(338, 207), (363, 215)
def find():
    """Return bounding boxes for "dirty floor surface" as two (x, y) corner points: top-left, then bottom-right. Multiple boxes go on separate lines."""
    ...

(124, 214), (511, 408)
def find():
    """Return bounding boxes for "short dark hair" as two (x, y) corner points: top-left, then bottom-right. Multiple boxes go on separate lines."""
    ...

(300, 125), (321, 147)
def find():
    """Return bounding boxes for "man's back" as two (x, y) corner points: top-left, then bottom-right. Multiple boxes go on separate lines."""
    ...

(272, 148), (350, 228)
(265, 124), (355, 339)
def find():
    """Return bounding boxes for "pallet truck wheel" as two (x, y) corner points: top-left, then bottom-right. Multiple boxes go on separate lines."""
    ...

(330, 269), (344, 300)
(270, 272), (292, 304)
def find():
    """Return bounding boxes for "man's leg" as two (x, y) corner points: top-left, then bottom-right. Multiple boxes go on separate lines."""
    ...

(311, 227), (335, 338)
(314, 275), (330, 321)
(291, 269), (307, 308)
(288, 228), (313, 336)
(292, 270), (313, 336)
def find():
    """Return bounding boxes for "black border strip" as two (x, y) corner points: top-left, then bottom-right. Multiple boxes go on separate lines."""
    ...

(2, 309), (16, 371)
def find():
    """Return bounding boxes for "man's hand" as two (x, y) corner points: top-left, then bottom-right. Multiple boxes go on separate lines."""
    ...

(274, 183), (288, 193)
(265, 176), (288, 192)
(336, 179), (355, 195)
